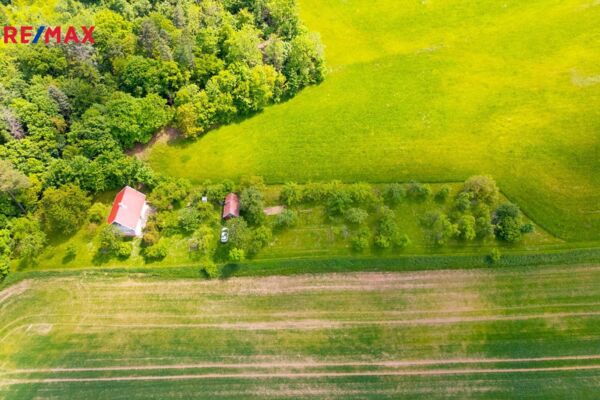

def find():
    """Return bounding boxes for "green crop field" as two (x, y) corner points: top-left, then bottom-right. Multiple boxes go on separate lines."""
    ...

(146, 0), (600, 241)
(2, 264), (600, 398)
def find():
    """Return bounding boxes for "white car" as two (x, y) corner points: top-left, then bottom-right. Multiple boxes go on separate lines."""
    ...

(220, 227), (229, 243)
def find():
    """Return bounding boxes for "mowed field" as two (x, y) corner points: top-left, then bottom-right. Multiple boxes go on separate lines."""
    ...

(147, 0), (600, 241)
(3, 265), (600, 398)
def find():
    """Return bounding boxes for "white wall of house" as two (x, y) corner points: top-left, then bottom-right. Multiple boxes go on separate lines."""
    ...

(134, 203), (152, 237)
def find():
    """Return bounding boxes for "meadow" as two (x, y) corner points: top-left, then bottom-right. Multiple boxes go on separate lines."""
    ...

(147, 0), (600, 241)
(3, 264), (600, 398)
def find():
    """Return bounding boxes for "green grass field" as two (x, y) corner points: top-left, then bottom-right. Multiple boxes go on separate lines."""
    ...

(3, 264), (600, 398)
(147, 0), (600, 241)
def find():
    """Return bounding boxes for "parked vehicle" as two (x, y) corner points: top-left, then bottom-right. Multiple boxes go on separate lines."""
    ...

(220, 227), (229, 243)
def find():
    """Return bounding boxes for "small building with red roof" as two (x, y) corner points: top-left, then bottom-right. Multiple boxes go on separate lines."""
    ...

(107, 186), (151, 237)
(222, 193), (240, 220)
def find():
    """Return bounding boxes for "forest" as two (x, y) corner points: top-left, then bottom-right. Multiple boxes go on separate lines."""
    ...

(0, 0), (326, 278)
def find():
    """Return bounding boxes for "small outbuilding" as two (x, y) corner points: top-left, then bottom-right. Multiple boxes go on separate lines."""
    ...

(222, 193), (240, 220)
(107, 186), (151, 237)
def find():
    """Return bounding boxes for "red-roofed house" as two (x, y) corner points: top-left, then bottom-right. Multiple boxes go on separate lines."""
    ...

(107, 186), (151, 237)
(222, 193), (240, 220)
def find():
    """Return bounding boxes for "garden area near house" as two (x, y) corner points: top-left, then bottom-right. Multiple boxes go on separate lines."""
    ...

(16, 175), (570, 279)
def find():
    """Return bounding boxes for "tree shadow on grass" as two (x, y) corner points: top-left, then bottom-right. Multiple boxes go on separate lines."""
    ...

(92, 250), (112, 265)
(92, 250), (131, 265)
(61, 252), (76, 264)
(220, 263), (240, 279)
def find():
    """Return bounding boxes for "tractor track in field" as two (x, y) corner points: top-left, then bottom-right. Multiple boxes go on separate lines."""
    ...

(4, 307), (600, 343)
(4, 354), (600, 375)
(0, 280), (31, 305)
(5, 364), (600, 385)
(8, 310), (600, 331)
(75, 265), (600, 295)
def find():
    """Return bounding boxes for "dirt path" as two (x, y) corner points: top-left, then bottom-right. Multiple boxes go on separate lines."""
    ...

(127, 127), (179, 159)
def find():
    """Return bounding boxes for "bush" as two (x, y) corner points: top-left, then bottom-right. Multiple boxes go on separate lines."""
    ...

(11, 217), (46, 260)
(325, 190), (352, 216)
(406, 181), (431, 201)
(383, 183), (405, 206)
(240, 186), (265, 225)
(475, 215), (494, 239)
(177, 207), (201, 233)
(148, 178), (191, 210)
(346, 183), (377, 205)
(239, 176), (266, 191)
(194, 201), (219, 226)
(374, 234), (391, 249)
(488, 248), (502, 265)
(495, 202), (521, 219)
(350, 227), (371, 252)
(226, 218), (252, 250)
(461, 175), (499, 206)
(453, 192), (472, 212)
(143, 240), (168, 261)
(434, 186), (450, 203)
(372, 207), (409, 249)
(154, 211), (179, 235)
(280, 182), (303, 206)
(494, 203), (526, 243)
(456, 215), (476, 241)
(40, 184), (91, 235)
(495, 216), (522, 242)
(424, 212), (458, 245)
(274, 209), (298, 229)
(201, 259), (219, 279)
(521, 222), (535, 234)
(376, 206), (397, 237)
(142, 220), (160, 246)
(98, 225), (122, 254)
(247, 225), (272, 256)
(0, 256), (9, 280)
(117, 242), (132, 259)
(88, 203), (106, 224)
(395, 234), (411, 249)
(302, 182), (331, 202)
(188, 226), (216, 259)
(344, 208), (368, 225)
(228, 247), (245, 262)
(202, 180), (234, 205)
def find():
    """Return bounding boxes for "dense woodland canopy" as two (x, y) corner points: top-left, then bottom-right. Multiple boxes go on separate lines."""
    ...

(0, 0), (325, 276)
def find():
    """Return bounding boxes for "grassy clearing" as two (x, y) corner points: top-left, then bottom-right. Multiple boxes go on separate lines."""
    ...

(261, 183), (561, 260)
(2, 264), (600, 398)
(146, 0), (600, 241)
